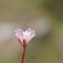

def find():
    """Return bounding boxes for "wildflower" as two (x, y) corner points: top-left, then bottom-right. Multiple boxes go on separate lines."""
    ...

(15, 28), (36, 47)
(15, 28), (36, 63)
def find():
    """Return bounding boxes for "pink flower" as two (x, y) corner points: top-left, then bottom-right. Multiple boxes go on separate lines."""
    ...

(15, 28), (36, 46)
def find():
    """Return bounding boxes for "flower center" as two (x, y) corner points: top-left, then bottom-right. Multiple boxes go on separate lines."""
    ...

(23, 31), (30, 39)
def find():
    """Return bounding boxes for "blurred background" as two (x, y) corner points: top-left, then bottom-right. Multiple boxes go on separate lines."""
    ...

(0, 0), (63, 63)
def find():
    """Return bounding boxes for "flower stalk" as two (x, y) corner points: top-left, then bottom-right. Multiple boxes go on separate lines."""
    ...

(15, 28), (36, 63)
(20, 47), (26, 63)
(20, 40), (26, 63)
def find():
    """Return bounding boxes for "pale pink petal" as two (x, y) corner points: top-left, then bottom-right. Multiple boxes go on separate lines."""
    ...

(24, 36), (31, 44)
(24, 29), (36, 44)
(31, 34), (36, 38)
(25, 34), (36, 44)
(15, 33), (23, 44)
(15, 28), (36, 45)
(15, 28), (23, 44)
(15, 28), (23, 37)
(31, 30), (35, 35)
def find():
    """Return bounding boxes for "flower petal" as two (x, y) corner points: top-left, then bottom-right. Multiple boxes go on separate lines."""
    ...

(15, 28), (36, 45)
(31, 34), (36, 38)
(24, 36), (31, 44)
(31, 30), (35, 35)
(15, 28), (23, 37)
(15, 28), (24, 44)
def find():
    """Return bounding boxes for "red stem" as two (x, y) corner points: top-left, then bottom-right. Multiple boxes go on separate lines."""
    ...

(20, 47), (26, 63)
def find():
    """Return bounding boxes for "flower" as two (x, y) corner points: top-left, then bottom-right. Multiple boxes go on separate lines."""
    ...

(15, 28), (36, 46)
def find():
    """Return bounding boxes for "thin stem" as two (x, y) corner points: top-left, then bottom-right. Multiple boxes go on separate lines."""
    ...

(20, 47), (26, 63)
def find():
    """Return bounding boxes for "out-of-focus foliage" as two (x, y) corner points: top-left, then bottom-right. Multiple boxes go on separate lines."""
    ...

(40, 0), (63, 19)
